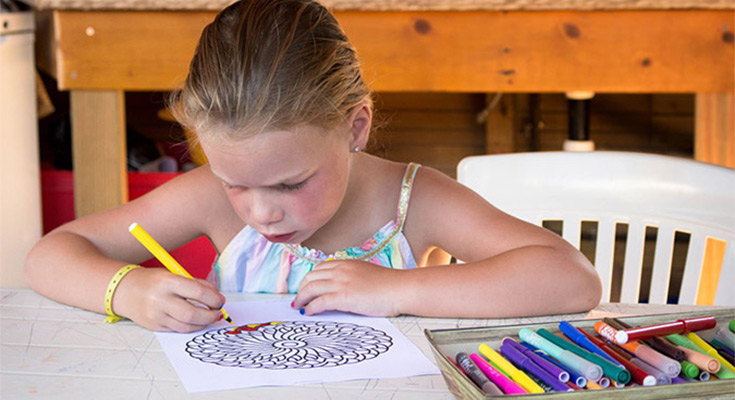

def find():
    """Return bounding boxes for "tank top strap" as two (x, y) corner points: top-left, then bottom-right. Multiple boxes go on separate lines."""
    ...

(396, 163), (421, 230)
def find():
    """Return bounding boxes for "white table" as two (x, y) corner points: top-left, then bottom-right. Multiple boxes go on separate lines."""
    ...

(0, 288), (727, 399)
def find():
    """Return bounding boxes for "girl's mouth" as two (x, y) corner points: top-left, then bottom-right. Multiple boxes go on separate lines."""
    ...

(262, 232), (297, 243)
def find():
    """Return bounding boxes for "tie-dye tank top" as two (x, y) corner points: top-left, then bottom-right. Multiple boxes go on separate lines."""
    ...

(210, 163), (420, 293)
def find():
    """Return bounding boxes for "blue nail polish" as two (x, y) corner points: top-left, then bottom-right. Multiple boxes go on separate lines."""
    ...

(299, 308), (305, 315)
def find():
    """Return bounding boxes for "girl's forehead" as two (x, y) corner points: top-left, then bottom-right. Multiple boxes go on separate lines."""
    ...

(202, 125), (346, 185)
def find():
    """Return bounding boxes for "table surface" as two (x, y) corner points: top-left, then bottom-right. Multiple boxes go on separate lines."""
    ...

(2, 288), (730, 399)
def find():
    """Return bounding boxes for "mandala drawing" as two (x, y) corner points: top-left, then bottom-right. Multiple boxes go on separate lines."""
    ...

(185, 321), (393, 369)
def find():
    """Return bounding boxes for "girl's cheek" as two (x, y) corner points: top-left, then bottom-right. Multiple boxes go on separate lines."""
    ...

(225, 191), (251, 222)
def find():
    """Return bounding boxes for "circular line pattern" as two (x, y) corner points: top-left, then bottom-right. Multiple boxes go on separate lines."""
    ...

(186, 321), (393, 369)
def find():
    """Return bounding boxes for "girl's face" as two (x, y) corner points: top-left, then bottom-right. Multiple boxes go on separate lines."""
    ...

(201, 124), (353, 244)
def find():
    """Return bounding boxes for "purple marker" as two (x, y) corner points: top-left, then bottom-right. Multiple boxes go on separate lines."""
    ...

(500, 342), (572, 392)
(520, 341), (588, 387)
(503, 338), (569, 383)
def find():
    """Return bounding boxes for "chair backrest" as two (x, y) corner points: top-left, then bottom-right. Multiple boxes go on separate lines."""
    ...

(457, 151), (735, 306)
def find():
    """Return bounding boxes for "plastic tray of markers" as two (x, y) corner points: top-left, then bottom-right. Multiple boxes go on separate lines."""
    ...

(424, 309), (735, 399)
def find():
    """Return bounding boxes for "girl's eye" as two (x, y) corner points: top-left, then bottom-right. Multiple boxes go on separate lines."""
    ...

(279, 180), (308, 191)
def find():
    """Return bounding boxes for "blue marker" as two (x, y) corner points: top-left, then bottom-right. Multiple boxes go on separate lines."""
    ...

(559, 321), (623, 367)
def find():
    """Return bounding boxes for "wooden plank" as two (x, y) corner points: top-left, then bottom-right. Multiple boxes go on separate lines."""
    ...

(695, 93), (735, 168)
(55, 10), (213, 90)
(375, 92), (485, 111)
(372, 129), (484, 147)
(70, 90), (128, 217)
(53, 10), (734, 93)
(376, 110), (482, 131)
(31, 0), (735, 12)
(485, 93), (515, 153)
(342, 10), (735, 93)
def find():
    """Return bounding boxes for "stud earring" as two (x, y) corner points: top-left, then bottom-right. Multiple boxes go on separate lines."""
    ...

(352, 146), (361, 152)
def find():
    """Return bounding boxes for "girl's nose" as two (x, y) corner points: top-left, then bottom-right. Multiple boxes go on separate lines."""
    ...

(249, 194), (283, 226)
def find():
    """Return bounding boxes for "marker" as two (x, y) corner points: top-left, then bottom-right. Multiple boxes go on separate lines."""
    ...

(680, 360), (700, 378)
(559, 321), (621, 366)
(504, 338), (570, 383)
(128, 222), (234, 325)
(518, 328), (603, 382)
(614, 316), (717, 345)
(469, 353), (527, 395)
(537, 328), (631, 385)
(687, 332), (735, 374)
(610, 318), (688, 362)
(715, 327), (735, 351)
(594, 321), (681, 378)
(478, 343), (544, 393)
(630, 357), (671, 385)
(500, 340), (572, 392)
(666, 334), (721, 373)
(730, 319), (734, 333)
(455, 352), (504, 395)
(585, 380), (603, 390)
(712, 339), (735, 358)
(531, 348), (588, 387)
(577, 328), (657, 386)
(609, 318), (686, 362)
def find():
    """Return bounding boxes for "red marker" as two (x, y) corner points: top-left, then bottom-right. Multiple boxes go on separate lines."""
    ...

(614, 317), (717, 344)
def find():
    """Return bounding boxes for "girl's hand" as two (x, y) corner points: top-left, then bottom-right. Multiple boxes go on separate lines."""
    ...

(112, 267), (226, 333)
(292, 260), (403, 317)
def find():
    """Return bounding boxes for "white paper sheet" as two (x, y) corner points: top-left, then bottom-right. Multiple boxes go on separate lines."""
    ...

(155, 299), (440, 392)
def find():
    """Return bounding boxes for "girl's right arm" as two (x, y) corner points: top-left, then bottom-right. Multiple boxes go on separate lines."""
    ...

(24, 166), (241, 332)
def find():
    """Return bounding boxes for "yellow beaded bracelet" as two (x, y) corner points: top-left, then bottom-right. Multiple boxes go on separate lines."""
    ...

(104, 264), (141, 323)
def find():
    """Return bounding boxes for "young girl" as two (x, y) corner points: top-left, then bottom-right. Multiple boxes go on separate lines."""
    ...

(25, 0), (601, 333)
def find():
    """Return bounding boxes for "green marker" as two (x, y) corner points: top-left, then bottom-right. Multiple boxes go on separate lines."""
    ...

(537, 328), (631, 384)
(680, 360), (700, 378)
(729, 319), (734, 334)
(667, 333), (705, 353)
(668, 334), (735, 379)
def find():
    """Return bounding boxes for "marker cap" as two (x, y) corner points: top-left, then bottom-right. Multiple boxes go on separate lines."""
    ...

(680, 316), (717, 333)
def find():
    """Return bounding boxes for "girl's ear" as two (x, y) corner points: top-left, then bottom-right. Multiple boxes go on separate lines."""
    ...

(347, 100), (372, 151)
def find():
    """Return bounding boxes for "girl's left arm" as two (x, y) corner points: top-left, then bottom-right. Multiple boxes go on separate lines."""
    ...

(392, 166), (602, 318)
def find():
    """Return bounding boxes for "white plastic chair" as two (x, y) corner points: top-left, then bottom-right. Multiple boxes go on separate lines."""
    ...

(457, 151), (735, 306)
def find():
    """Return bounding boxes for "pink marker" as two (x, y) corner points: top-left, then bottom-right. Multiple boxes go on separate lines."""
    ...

(469, 353), (528, 395)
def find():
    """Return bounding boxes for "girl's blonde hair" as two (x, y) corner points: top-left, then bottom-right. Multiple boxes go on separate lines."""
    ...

(170, 0), (371, 141)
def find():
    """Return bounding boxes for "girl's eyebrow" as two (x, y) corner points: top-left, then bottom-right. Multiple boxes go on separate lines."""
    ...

(209, 170), (239, 187)
(210, 168), (313, 188)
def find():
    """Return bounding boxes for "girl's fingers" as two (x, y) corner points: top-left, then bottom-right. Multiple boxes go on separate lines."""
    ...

(300, 293), (344, 316)
(172, 277), (225, 310)
(310, 260), (338, 271)
(160, 315), (211, 333)
(167, 297), (222, 328)
(293, 277), (338, 310)
(196, 278), (227, 305)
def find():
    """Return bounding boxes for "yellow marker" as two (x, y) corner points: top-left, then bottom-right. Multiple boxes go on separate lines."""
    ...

(479, 343), (545, 394)
(128, 222), (234, 325)
(687, 333), (735, 374)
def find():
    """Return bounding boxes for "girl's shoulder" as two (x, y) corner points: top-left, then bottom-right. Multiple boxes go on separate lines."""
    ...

(402, 164), (502, 249)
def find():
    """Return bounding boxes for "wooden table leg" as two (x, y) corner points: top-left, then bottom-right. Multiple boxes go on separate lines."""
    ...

(70, 90), (128, 218)
(695, 93), (735, 168)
